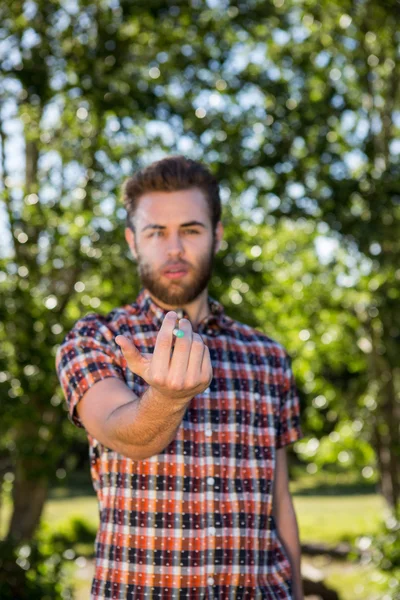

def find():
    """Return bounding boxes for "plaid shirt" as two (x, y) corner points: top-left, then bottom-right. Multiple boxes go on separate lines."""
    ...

(56, 287), (303, 600)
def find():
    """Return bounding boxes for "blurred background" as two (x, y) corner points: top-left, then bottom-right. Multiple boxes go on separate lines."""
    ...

(0, 0), (399, 598)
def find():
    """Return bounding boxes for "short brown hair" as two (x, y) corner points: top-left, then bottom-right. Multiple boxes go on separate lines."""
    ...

(122, 155), (221, 233)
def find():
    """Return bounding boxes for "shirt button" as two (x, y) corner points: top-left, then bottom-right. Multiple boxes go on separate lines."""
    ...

(254, 393), (261, 400)
(206, 329), (213, 335)
(205, 429), (212, 437)
(207, 577), (215, 585)
(207, 477), (215, 486)
(208, 526), (216, 535)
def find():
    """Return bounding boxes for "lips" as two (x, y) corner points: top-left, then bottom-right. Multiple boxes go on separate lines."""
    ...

(163, 265), (188, 274)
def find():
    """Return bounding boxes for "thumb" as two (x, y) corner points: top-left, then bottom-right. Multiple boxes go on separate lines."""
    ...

(115, 335), (148, 378)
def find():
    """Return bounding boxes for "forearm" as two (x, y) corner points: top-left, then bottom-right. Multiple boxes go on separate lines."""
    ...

(275, 496), (303, 600)
(105, 386), (192, 460)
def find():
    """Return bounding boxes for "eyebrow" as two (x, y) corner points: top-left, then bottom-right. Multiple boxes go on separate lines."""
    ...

(141, 221), (207, 233)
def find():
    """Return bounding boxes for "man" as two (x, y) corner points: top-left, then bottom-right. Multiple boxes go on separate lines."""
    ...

(56, 155), (304, 600)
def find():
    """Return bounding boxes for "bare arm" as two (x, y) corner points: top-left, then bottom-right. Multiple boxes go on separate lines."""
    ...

(76, 378), (193, 460)
(76, 311), (212, 460)
(273, 447), (303, 600)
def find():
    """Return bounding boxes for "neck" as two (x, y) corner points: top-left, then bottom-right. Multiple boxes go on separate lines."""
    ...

(148, 289), (210, 330)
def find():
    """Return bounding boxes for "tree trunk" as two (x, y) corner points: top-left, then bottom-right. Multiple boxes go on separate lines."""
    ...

(374, 421), (394, 506)
(6, 457), (49, 543)
(381, 372), (400, 508)
(368, 322), (400, 509)
(302, 578), (340, 600)
(3, 111), (49, 544)
(25, 139), (39, 194)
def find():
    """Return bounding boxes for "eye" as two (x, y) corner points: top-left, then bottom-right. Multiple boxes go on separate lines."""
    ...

(148, 229), (200, 237)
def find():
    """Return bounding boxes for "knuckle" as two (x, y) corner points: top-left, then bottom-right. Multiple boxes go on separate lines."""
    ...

(185, 378), (197, 389)
(168, 378), (184, 391)
(151, 373), (165, 387)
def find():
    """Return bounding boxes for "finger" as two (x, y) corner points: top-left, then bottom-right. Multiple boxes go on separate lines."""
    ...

(200, 344), (213, 383)
(185, 332), (206, 383)
(151, 311), (177, 379)
(169, 318), (193, 377)
(115, 335), (147, 378)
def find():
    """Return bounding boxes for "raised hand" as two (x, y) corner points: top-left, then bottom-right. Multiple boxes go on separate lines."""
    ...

(115, 311), (213, 404)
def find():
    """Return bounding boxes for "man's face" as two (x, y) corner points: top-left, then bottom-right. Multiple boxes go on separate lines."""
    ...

(125, 187), (223, 307)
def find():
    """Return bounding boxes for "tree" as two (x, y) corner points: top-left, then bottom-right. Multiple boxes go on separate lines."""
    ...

(1, 0), (398, 552)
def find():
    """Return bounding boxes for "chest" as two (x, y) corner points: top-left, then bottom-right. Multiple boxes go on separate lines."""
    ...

(121, 338), (283, 457)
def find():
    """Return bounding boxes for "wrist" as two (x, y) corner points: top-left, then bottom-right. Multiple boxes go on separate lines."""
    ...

(146, 386), (193, 409)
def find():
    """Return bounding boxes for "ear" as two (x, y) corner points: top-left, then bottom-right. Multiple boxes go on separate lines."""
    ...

(213, 221), (224, 254)
(125, 227), (138, 261)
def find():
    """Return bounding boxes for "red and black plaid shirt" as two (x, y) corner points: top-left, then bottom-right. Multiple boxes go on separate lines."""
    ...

(56, 287), (303, 600)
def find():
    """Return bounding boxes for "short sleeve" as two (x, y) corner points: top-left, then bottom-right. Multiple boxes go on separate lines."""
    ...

(55, 314), (125, 429)
(276, 352), (303, 449)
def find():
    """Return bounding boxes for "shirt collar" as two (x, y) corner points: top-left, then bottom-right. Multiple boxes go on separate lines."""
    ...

(135, 287), (232, 337)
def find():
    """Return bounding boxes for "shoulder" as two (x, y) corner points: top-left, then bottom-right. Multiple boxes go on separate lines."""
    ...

(56, 303), (141, 364)
(64, 303), (140, 340)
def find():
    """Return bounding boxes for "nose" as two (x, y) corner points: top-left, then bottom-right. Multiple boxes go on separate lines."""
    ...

(166, 232), (185, 255)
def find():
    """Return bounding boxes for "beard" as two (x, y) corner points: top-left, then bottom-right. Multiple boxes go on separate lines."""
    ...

(135, 235), (217, 307)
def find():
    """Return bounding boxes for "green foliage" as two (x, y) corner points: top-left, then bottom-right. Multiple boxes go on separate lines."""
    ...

(49, 516), (97, 551)
(372, 509), (400, 596)
(296, 421), (376, 473)
(0, 0), (398, 544)
(0, 517), (98, 599)
(0, 534), (73, 600)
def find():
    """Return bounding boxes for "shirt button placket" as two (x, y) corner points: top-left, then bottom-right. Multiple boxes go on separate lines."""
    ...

(203, 382), (216, 592)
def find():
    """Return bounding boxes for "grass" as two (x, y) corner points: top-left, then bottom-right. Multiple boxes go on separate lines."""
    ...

(302, 557), (392, 600)
(0, 468), (394, 600)
(42, 491), (387, 547)
(43, 494), (100, 532)
(293, 494), (386, 545)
